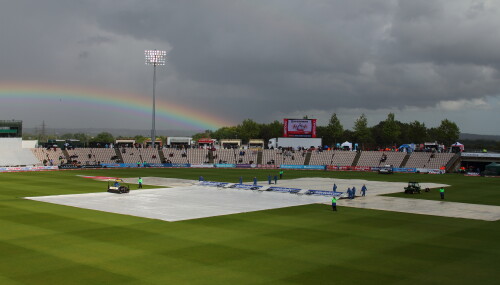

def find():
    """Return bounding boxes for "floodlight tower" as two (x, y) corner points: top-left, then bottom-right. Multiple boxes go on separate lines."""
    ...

(145, 49), (166, 148)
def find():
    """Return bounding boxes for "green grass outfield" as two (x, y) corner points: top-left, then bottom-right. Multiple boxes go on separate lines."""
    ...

(0, 169), (498, 284)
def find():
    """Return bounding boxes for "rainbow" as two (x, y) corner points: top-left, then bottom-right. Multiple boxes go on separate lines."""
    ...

(0, 82), (233, 130)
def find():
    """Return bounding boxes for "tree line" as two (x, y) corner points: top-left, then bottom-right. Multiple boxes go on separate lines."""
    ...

(193, 114), (461, 149)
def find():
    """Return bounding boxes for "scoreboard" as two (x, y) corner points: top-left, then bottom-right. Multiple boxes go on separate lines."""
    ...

(283, 119), (317, 138)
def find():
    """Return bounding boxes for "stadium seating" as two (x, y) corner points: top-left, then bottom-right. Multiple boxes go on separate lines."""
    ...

(262, 149), (278, 166)
(356, 151), (406, 167)
(91, 148), (119, 164)
(120, 148), (145, 164)
(140, 148), (162, 164)
(234, 149), (258, 164)
(261, 149), (306, 165)
(424, 153), (455, 169)
(66, 148), (97, 165)
(185, 148), (210, 164)
(330, 151), (357, 166)
(161, 149), (189, 164)
(26, 146), (457, 170)
(31, 148), (66, 166)
(356, 151), (384, 167)
(281, 149), (307, 165)
(380, 152), (406, 167)
(213, 149), (237, 164)
(404, 152), (432, 168)
(403, 152), (452, 169)
(308, 150), (334, 165)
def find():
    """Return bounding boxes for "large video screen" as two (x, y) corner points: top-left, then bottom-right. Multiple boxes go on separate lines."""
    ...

(283, 119), (317, 138)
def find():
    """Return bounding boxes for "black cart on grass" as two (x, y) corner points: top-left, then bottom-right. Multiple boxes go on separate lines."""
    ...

(107, 179), (130, 194)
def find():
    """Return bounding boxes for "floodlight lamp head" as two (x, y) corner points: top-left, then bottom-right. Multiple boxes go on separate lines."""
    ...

(145, 50), (167, 65)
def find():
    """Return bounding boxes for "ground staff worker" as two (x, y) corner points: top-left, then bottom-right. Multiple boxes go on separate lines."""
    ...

(332, 196), (339, 211)
(138, 177), (143, 189)
(440, 187), (445, 199)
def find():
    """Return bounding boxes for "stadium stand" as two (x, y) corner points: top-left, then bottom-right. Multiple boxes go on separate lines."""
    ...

(330, 151), (357, 166)
(0, 149), (39, 166)
(280, 149), (307, 165)
(356, 151), (407, 167)
(25, 146), (457, 170)
(187, 148), (210, 164)
(308, 150), (334, 165)
(380, 152), (406, 167)
(213, 149), (237, 164)
(425, 153), (455, 169)
(262, 149), (307, 165)
(235, 149), (258, 164)
(140, 148), (162, 164)
(66, 148), (98, 165)
(117, 148), (147, 164)
(161, 149), (189, 164)
(120, 148), (145, 164)
(404, 152), (432, 168)
(262, 149), (278, 166)
(90, 148), (120, 164)
(0, 138), (39, 166)
(405, 152), (455, 169)
(31, 148), (66, 166)
(356, 151), (385, 167)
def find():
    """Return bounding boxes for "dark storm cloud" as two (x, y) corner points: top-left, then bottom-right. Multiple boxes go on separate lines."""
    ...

(89, 0), (500, 113)
(0, 0), (499, 131)
(386, 0), (500, 66)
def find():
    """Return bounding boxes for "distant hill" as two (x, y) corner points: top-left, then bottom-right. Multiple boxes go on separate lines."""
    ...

(459, 133), (500, 142)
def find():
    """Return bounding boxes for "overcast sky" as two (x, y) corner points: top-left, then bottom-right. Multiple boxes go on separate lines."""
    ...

(1, 0), (499, 135)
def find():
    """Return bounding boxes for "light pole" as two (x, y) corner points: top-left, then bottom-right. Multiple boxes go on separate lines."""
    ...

(145, 49), (166, 148)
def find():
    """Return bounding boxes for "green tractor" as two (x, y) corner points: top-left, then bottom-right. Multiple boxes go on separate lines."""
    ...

(404, 182), (421, 194)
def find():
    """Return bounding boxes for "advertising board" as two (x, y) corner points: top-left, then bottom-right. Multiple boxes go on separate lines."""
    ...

(279, 165), (303, 169)
(327, 165), (352, 171)
(102, 163), (136, 168)
(0, 166), (58, 172)
(353, 166), (371, 171)
(215, 164), (236, 168)
(257, 164), (278, 169)
(80, 165), (103, 169)
(236, 164), (257, 168)
(191, 164), (215, 168)
(393, 168), (417, 173)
